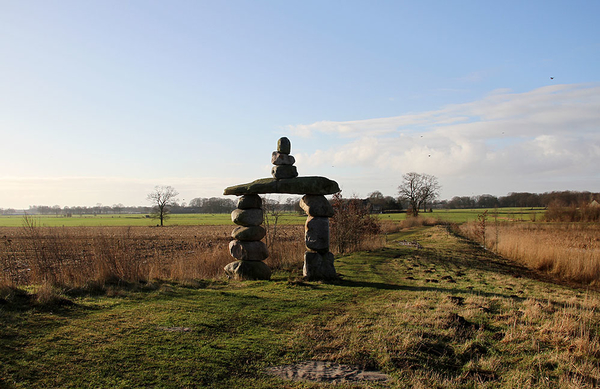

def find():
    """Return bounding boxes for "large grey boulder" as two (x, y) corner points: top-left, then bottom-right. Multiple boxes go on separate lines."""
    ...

(229, 240), (269, 261)
(278, 137), (291, 154)
(271, 165), (298, 179)
(271, 152), (295, 165)
(224, 260), (272, 280)
(231, 208), (263, 226)
(305, 216), (330, 253)
(223, 177), (340, 196)
(300, 194), (334, 217)
(237, 194), (262, 210)
(231, 225), (266, 241)
(303, 251), (337, 280)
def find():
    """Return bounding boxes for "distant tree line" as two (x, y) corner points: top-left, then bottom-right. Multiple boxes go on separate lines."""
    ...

(24, 204), (153, 216)
(438, 191), (600, 209)
(5, 190), (599, 217)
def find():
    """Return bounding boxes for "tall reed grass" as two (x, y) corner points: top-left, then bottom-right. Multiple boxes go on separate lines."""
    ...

(459, 221), (600, 286)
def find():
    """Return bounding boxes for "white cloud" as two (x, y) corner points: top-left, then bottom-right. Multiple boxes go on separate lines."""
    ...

(287, 83), (600, 197)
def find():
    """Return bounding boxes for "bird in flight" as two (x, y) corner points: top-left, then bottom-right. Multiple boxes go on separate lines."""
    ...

(550, 77), (554, 80)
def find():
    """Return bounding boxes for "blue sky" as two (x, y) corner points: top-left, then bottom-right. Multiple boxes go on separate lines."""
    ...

(1, 1), (599, 208)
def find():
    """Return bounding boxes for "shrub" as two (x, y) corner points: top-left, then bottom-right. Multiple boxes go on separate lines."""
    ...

(544, 200), (600, 222)
(330, 193), (382, 254)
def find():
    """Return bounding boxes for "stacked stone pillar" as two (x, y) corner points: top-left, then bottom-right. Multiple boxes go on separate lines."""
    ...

(300, 195), (337, 280)
(224, 194), (272, 280)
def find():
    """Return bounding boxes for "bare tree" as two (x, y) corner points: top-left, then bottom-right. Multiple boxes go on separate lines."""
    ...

(367, 191), (386, 213)
(419, 174), (441, 212)
(147, 185), (179, 226)
(398, 172), (440, 216)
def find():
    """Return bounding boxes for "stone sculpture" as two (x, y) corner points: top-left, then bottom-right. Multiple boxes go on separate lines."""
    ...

(223, 137), (339, 281)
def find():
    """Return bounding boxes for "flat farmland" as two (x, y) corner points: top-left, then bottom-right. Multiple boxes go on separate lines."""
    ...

(0, 213), (307, 227)
(379, 207), (545, 223)
(0, 208), (545, 227)
(0, 224), (306, 288)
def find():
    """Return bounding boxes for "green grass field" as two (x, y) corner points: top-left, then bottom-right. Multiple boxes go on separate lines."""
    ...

(0, 213), (308, 227)
(0, 208), (545, 227)
(1, 225), (597, 388)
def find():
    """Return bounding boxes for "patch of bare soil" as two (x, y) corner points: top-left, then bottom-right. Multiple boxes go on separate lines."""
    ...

(266, 361), (390, 383)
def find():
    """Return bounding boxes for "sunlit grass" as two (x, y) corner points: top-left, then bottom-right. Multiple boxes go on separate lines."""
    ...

(1, 225), (599, 388)
(0, 213), (308, 227)
(0, 208), (545, 227)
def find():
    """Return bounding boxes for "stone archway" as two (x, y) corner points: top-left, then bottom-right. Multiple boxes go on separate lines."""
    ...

(223, 137), (340, 281)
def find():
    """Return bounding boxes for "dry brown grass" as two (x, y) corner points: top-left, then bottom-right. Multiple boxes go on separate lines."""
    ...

(380, 216), (439, 235)
(459, 222), (600, 287)
(0, 223), (307, 290)
(264, 224), (305, 271)
(400, 216), (439, 228)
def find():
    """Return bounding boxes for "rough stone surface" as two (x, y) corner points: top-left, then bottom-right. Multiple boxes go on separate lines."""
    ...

(266, 361), (390, 383)
(271, 152), (296, 165)
(305, 216), (330, 252)
(303, 251), (337, 280)
(231, 225), (266, 241)
(300, 195), (334, 217)
(229, 240), (269, 261)
(237, 194), (262, 210)
(271, 165), (298, 179)
(231, 208), (263, 226)
(278, 137), (291, 154)
(224, 177), (340, 196)
(224, 260), (272, 280)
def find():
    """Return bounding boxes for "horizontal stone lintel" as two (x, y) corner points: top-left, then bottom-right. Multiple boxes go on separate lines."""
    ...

(223, 176), (340, 196)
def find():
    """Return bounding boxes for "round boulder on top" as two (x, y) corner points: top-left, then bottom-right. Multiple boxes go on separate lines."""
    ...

(278, 137), (291, 154)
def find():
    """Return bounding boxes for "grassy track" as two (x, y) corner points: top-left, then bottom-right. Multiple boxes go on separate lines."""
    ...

(2, 225), (597, 388)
